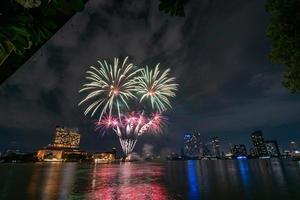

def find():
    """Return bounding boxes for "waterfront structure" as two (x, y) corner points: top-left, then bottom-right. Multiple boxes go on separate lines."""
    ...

(289, 141), (300, 160)
(36, 148), (64, 161)
(195, 132), (203, 157)
(93, 148), (117, 163)
(167, 152), (182, 160)
(264, 140), (280, 157)
(224, 153), (233, 159)
(53, 126), (80, 149)
(36, 125), (86, 161)
(211, 137), (221, 158)
(231, 144), (247, 157)
(183, 133), (200, 158)
(36, 147), (87, 161)
(202, 143), (211, 157)
(282, 150), (291, 157)
(290, 141), (299, 153)
(251, 131), (268, 157)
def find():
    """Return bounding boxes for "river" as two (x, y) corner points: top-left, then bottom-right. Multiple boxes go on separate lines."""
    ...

(0, 159), (300, 200)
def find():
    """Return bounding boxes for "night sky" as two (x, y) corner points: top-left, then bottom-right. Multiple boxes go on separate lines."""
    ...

(1, 0), (300, 155)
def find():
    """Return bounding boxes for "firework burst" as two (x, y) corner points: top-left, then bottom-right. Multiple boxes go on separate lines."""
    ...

(79, 57), (140, 119)
(79, 57), (178, 156)
(95, 112), (166, 154)
(135, 64), (178, 112)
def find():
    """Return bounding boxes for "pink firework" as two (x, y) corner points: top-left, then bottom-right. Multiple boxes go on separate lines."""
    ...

(96, 113), (165, 134)
(79, 57), (178, 156)
(148, 113), (166, 134)
(95, 115), (118, 133)
(95, 112), (166, 155)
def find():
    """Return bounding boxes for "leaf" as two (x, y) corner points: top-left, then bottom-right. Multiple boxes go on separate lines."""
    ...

(69, 0), (85, 12)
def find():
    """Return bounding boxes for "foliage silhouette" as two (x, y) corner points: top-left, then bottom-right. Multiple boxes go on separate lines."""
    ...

(266, 0), (300, 93)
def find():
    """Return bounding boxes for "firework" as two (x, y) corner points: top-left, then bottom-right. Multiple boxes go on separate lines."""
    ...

(79, 57), (139, 119)
(135, 64), (178, 112)
(79, 57), (178, 156)
(95, 112), (166, 154)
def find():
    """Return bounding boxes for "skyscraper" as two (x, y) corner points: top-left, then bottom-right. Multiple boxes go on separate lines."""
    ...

(264, 140), (280, 157)
(36, 125), (84, 161)
(231, 144), (247, 157)
(53, 126), (81, 149)
(249, 147), (257, 157)
(211, 137), (221, 158)
(183, 133), (199, 158)
(251, 131), (268, 157)
(290, 141), (299, 153)
(195, 132), (203, 157)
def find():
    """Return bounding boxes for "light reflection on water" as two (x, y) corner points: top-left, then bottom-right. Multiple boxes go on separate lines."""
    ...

(86, 163), (168, 200)
(187, 161), (200, 199)
(0, 159), (300, 200)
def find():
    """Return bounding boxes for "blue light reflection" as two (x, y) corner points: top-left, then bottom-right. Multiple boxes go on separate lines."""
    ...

(187, 160), (200, 199)
(238, 159), (250, 187)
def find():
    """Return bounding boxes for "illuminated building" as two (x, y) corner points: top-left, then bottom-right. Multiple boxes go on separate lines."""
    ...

(53, 126), (80, 149)
(36, 125), (86, 162)
(211, 137), (221, 158)
(231, 144), (247, 157)
(183, 133), (200, 158)
(249, 147), (257, 157)
(36, 149), (63, 161)
(264, 140), (280, 157)
(290, 141), (299, 153)
(283, 150), (291, 158)
(289, 141), (300, 160)
(93, 148), (117, 163)
(202, 143), (210, 157)
(195, 132), (203, 157)
(36, 147), (87, 161)
(251, 131), (268, 157)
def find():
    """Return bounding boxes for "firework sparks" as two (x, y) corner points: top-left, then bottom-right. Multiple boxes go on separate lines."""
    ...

(135, 64), (178, 112)
(95, 112), (166, 154)
(79, 57), (140, 119)
(79, 57), (178, 156)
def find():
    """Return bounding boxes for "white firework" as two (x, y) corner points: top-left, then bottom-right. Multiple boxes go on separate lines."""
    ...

(135, 64), (178, 112)
(79, 57), (140, 119)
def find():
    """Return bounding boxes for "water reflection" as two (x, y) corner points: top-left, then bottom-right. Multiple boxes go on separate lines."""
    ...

(88, 163), (168, 200)
(1, 160), (300, 200)
(28, 163), (77, 200)
(237, 159), (250, 187)
(187, 161), (200, 199)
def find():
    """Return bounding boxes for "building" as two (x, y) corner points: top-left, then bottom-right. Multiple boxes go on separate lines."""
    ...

(36, 147), (87, 161)
(264, 140), (280, 157)
(211, 137), (221, 158)
(36, 125), (86, 161)
(251, 131), (268, 157)
(249, 147), (257, 157)
(195, 132), (203, 157)
(183, 133), (200, 158)
(36, 148), (64, 161)
(93, 148), (117, 163)
(231, 144), (247, 157)
(202, 143), (211, 157)
(290, 141), (299, 153)
(53, 126), (80, 149)
(289, 141), (300, 160)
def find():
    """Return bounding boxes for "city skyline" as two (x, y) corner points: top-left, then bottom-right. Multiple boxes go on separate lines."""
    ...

(1, 0), (300, 153)
(182, 130), (298, 158)
(2, 123), (298, 158)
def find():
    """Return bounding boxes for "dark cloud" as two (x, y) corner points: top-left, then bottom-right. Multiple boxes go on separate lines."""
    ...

(0, 0), (300, 153)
